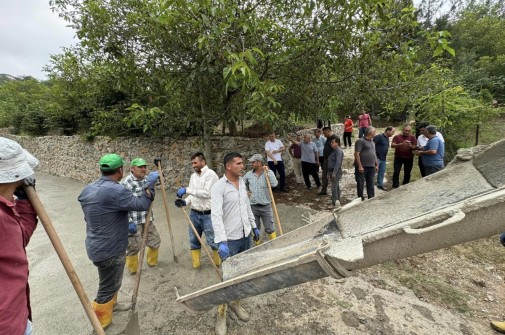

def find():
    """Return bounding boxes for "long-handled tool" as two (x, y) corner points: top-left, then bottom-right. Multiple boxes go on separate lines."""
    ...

(125, 203), (153, 335)
(25, 186), (106, 335)
(154, 158), (178, 263)
(179, 207), (223, 280)
(264, 168), (283, 235)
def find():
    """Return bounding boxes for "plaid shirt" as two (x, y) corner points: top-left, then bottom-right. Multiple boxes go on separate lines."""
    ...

(121, 173), (154, 224)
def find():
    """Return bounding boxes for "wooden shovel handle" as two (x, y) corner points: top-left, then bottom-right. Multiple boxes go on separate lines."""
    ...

(264, 170), (283, 235)
(25, 186), (106, 335)
(156, 161), (178, 263)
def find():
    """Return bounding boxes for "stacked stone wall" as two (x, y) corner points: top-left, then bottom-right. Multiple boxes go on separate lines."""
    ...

(0, 124), (343, 189)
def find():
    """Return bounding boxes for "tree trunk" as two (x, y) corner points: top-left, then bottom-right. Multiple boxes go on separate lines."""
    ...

(200, 85), (213, 170)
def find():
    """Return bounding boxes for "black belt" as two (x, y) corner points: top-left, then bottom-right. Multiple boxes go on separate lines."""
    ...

(251, 204), (269, 207)
(191, 209), (211, 215)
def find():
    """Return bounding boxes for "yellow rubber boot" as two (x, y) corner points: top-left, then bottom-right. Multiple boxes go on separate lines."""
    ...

(190, 249), (201, 269)
(254, 238), (262, 246)
(147, 247), (159, 267)
(268, 232), (277, 240)
(126, 255), (138, 274)
(212, 250), (222, 266)
(92, 298), (114, 329)
(215, 304), (227, 335)
(491, 321), (505, 334)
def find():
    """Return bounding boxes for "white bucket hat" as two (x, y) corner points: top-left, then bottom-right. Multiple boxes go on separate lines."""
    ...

(0, 137), (39, 183)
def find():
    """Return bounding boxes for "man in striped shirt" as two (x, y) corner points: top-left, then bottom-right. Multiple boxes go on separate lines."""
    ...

(121, 158), (161, 274)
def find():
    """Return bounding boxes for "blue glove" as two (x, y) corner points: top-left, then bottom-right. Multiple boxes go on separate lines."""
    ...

(177, 187), (186, 198)
(174, 199), (186, 207)
(146, 171), (160, 186)
(218, 242), (230, 261)
(14, 176), (36, 200)
(500, 233), (505, 247)
(252, 228), (261, 242)
(128, 222), (137, 234)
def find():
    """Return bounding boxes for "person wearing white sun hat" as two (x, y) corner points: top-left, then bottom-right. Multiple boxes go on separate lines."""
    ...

(0, 137), (39, 335)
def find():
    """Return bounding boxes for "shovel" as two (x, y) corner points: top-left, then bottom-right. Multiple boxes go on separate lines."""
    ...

(264, 167), (283, 235)
(154, 158), (178, 263)
(24, 186), (106, 335)
(124, 203), (154, 335)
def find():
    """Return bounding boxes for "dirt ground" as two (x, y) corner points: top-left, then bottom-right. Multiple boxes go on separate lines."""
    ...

(28, 167), (505, 335)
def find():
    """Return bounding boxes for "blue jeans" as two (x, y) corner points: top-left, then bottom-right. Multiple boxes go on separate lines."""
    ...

(425, 165), (443, 176)
(267, 160), (285, 190)
(189, 210), (217, 250)
(355, 166), (375, 199)
(228, 236), (251, 257)
(93, 253), (126, 304)
(376, 159), (386, 187)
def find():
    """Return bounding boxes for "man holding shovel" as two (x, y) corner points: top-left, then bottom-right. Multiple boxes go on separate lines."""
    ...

(0, 137), (38, 335)
(243, 153), (278, 245)
(174, 152), (220, 268)
(78, 154), (158, 329)
(211, 152), (259, 335)
(121, 158), (162, 273)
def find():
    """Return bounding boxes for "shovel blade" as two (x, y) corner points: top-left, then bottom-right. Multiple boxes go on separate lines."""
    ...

(124, 310), (140, 335)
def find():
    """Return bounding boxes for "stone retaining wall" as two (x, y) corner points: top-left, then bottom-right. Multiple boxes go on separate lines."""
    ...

(1, 124), (343, 189)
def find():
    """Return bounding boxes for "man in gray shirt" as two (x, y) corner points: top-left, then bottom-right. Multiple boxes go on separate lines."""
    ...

(354, 127), (378, 200)
(289, 134), (321, 190)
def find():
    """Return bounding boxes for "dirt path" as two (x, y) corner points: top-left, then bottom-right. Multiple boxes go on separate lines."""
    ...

(28, 172), (500, 334)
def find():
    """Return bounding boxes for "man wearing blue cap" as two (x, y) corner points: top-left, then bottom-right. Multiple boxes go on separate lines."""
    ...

(121, 158), (162, 274)
(78, 153), (158, 329)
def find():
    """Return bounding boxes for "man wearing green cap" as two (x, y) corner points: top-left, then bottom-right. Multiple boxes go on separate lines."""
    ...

(121, 157), (162, 274)
(78, 153), (158, 329)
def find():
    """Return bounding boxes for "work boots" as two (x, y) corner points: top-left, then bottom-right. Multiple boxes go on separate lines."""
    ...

(212, 250), (222, 266)
(112, 293), (131, 312)
(92, 298), (114, 329)
(215, 304), (227, 335)
(190, 249), (201, 269)
(147, 247), (159, 267)
(228, 300), (250, 321)
(268, 232), (277, 240)
(126, 255), (138, 274)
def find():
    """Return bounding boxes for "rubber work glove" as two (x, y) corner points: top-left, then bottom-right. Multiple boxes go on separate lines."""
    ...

(146, 171), (160, 186)
(176, 187), (186, 198)
(14, 176), (36, 200)
(252, 228), (261, 242)
(174, 199), (186, 207)
(500, 233), (505, 247)
(128, 222), (137, 234)
(218, 242), (230, 261)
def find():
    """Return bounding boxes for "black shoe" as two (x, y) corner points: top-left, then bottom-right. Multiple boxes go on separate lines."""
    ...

(377, 186), (388, 191)
(317, 191), (327, 196)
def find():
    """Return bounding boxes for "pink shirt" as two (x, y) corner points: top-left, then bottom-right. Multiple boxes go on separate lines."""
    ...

(0, 196), (38, 335)
(358, 114), (371, 128)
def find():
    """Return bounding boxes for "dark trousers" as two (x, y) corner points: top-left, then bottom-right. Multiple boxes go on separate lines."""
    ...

(301, 161), (321, 189)
(267, 160), (285, 190)
(93, 253), (126, 304)
(355, 166), (375, 199)
(318, 156), (324, 170)
(320, 159), (329, 192)
(425, 165), (443, 176)
(392, 156), (414, 188)
(359, 127), (367, 138)
(418, 157), (426, 177)
(343, 132), (352, 147)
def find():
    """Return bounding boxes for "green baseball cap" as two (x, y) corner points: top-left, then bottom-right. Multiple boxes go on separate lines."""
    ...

(130, 158), (147, 167)
(99, 153), (124, 171)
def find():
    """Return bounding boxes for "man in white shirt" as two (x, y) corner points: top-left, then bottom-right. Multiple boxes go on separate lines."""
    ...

(265, 132), (287, 192)
(211, 152), (259, 335)
(174, 152), (219, 268)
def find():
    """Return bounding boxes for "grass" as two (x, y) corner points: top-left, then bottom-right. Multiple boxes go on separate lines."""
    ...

(375, 262), (471, 313)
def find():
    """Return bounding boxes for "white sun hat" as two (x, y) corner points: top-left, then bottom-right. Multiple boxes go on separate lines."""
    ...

(0, 137), (39, 183)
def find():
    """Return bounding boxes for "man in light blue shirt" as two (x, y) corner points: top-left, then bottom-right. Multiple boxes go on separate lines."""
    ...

(415, 125), (445, 176)
(313, 128), (326, 168)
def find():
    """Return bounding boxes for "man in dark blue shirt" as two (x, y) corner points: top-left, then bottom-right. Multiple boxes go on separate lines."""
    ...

(78, 153), (157, 329)
(373, 126), (395, 191)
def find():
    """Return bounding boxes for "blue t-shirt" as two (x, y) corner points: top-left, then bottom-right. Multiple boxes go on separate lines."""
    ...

(78, 176), (153, 262)
(422, 137), (445, 168)
(373, 133), (389, 161)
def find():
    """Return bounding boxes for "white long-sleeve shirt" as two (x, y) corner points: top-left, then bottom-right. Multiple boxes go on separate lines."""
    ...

(211, 175), (257, 244)
(185, 165), (219, 211)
